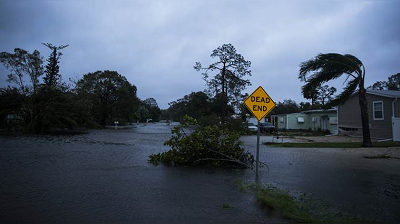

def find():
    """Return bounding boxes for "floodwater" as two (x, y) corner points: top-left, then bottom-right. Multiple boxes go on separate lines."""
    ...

(1, 123), (399, 222)
(241, 135), (400, 222)
(0, 123), (285, 223)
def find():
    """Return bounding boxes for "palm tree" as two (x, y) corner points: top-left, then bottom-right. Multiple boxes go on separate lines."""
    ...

(299, 53), (372, 147)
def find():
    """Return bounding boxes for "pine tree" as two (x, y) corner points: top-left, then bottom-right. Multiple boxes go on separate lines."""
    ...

(42, 43), (68, 88)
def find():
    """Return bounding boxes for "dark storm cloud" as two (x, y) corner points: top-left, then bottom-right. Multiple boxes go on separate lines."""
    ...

(1, 0), (400, 108)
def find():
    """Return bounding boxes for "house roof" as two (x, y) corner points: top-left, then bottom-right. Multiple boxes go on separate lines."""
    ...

(302, 108), (337, 113)
(367, 90), (400, 98)
(274, 108), (336, 116)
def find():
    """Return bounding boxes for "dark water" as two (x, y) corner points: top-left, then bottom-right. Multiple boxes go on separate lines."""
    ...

(1, 123), (399, 222)
(0, 123), (285, 223)
(241, 135), (400, 222)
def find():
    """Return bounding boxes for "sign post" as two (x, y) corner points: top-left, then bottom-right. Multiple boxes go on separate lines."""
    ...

(244, 86), (276, 181)
(256, 120), (260, 180)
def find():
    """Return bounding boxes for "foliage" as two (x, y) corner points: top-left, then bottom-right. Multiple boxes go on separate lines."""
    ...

(299, 102), (312, 111)
(0, 87), (26, 131)
(148, 116), (254, 168)
(26, 86), (88, 133)
(142, 98), (161, 122)
(316, 85), (336, 107)
(143, 97), (158, 108)
(273, 99), (300, 115)
(1, 44), (143, 133)
(0, 48), (44, 92)
(387, 73), (400, 90)
(194, 43), (252, 121)
(301, 84), (336, 109)
(166, 91), (212, 122)
(299, 53), (372, 147)
(0, 44), (88, 133)
(238, 181), (367, 223)
(369, 73), (400, 90)
(76, 70), (139, 126)
(41, 43), (69, 88)
(369, 81), (387, 90)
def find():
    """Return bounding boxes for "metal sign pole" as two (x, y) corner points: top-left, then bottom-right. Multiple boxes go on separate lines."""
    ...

(256, 120), (260, 182)
(243, 86), (276, 182)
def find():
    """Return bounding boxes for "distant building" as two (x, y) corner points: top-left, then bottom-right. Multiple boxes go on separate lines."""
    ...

(274, 109), (338, 134)
(338, 90), (400, 140)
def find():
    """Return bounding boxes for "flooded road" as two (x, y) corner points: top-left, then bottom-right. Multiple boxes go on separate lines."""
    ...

(0, 123), (285, 223)
(1, 123), (399, 222)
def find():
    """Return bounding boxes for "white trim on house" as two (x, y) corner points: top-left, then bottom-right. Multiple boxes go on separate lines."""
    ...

(373, 101), (384, 120)
(286, 115), (289, 129)
(337, 106), (339, 134)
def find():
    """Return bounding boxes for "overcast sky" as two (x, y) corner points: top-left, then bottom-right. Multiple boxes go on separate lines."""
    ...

(1, 0), (399, 109)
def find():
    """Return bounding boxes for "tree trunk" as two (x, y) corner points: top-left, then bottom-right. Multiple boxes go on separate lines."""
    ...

(358, 84), (372, 147)
(221, 63), (227, 123)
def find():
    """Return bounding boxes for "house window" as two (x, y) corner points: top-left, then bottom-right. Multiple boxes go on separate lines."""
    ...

(279, 117), (284, 123)
(373, 101), (384, 120)
(312, 116), (317, 123)
(329, 117), (337, 124)
(297, 117), (304, 123)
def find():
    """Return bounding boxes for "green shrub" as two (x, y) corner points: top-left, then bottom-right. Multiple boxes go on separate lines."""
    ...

(149, 116), (254, 168)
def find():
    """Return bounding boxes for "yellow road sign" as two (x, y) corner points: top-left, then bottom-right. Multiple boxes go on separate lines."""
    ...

(244, 86), (276, 121)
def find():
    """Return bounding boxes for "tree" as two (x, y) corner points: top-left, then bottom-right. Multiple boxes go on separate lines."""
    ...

(194, 44), (251, 122)
(143, 98), (158, 108)
(27, 86), (85, 133)
(0, 48), (44, 92)
(369, 81), (387, 90)
(368, 73), (400, 90)
(143, 98), (161, 122)
(316, 85), (337, 107)
(387, 73), (400, 90)
(302, 84), (319, 108)
(0, 87), (26, 130)
(76, 70), (139, 126)
(299, 53), (372, 147)
(299, 102), (312, 111)
(273, 99), (300, 115)
(166, 91), (212, 122)
(41, 43), (69, 88)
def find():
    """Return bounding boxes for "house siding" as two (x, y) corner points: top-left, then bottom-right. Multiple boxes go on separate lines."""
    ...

(287, 113), (309, 130)
(307, 112), (337, 134)
(338, 93), (394, 139)
(276, 111), (337, 132)
(277, 115), (286, 130)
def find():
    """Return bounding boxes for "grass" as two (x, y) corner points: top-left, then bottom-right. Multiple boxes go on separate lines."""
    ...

(237, 180), (368, 223)
(264, 141), (400, 148)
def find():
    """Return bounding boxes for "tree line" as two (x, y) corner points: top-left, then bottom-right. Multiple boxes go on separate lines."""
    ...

(368, 73), (400, 91)
(0, 44), (161, 133)
(2, 42), (397, 146)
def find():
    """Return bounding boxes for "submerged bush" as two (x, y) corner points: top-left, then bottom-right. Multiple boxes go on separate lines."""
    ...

(149, 116), (254, 168)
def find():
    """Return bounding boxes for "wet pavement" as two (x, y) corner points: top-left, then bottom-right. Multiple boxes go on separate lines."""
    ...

(1, 123), (399, 222)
